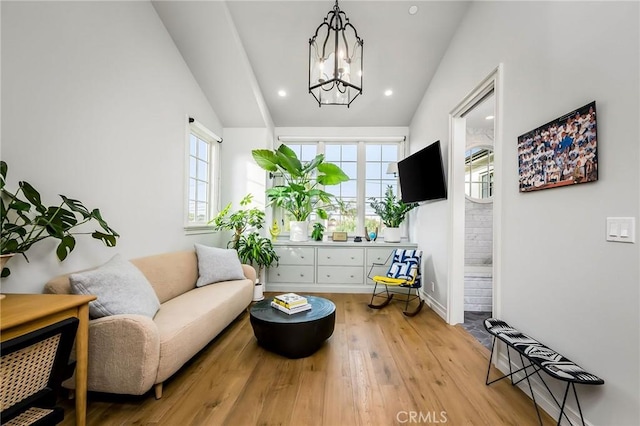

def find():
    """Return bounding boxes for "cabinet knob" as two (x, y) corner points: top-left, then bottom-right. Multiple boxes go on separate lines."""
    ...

(300, 274), (304, 277)
(301, 256), (305, 259)
(327, 256), (331, 259)
(350, 257), (354, 259)
(277, 273), (281, 276)
(350, 275), (354, 278)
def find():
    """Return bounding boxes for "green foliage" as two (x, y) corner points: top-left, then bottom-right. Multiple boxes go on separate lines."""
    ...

(311, 222), (325, 241)
(0, 161), (119, 278)
(369, 185), (419, 228)
(236, 232), (279, 278)
(252, 144), (349, 221)
(209, 194), (265, 249)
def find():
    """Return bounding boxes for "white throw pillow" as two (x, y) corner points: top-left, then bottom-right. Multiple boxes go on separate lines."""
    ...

(194, 244), (245, 287)
(69, 254), (160, 319)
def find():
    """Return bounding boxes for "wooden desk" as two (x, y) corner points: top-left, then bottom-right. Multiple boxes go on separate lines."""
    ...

(1, 293), (96, 426)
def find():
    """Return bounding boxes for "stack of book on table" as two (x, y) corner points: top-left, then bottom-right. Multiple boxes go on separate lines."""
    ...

(271, 293), (311, 315)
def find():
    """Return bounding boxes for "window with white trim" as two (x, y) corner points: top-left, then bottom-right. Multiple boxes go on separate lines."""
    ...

(186, 120), (220, 228)
(275, 141), (402, 236)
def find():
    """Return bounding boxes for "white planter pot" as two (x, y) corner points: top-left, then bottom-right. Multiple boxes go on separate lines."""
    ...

(384, 227), (401, 243)
(253, 282), (264, 302)
(289, 221), (309, 242)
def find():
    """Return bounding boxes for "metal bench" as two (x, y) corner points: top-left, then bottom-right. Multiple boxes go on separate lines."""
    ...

(484, 318), (604, 426)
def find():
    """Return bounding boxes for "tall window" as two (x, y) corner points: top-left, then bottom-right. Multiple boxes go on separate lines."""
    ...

(186, 120), (220, 228)
(274, 141), (403, 235)
(324, 144), (358, 232)
(365, 144), (398, 231)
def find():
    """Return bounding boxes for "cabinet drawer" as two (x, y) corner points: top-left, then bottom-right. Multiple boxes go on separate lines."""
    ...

(366, 248), (398, 265)
(275, 247), (314, 265)
(268, 265), (314, 283)
(317, 248), (364, 266)
(317, 266), (364, 283)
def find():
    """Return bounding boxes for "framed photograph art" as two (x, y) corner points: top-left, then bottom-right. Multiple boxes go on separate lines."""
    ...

(517, 101), (598, 192)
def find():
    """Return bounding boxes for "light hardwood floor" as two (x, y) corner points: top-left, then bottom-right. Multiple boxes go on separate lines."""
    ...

(59, 293), (553, 425)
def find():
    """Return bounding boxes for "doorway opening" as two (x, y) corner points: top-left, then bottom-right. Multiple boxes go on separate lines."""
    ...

(447, 66), (503, 351)
(459, 94), (495, 349)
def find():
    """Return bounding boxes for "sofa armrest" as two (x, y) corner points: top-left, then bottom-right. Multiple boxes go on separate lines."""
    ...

(242, 264), (257, 283)
(65, 314), (160, 396)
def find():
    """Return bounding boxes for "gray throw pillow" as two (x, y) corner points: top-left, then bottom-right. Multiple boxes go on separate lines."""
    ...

(69, 254), (160, 319)
(194, 244), (245, 287)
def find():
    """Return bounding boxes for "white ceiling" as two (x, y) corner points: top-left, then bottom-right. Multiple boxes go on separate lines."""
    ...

(153, 1), (471, 128)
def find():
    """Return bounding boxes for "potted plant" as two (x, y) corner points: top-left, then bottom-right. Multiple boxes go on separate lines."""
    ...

(0, 161), (119, 278)
(369, 185), (419, 243)
(236, 232), (279, 301)
(311, 222), (325, 241)
(252, 144), (349, 241)
(209, 193), (265, 249)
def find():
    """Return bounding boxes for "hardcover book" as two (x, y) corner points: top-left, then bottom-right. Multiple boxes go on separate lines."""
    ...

(270, 301), (312, 315)
(274, 293), (308, 307)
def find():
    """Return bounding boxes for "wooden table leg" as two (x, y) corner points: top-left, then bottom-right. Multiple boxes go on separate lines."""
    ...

(75, 304), (89, 426)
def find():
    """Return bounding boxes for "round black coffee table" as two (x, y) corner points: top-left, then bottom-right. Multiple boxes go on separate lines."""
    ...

(250, 295), (335, 358)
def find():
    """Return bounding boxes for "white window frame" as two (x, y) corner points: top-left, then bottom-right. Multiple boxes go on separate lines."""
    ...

(184, 118), (221, 234)
(273, 138), (406, 238)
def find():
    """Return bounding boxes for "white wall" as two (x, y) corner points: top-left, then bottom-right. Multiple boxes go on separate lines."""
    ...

(1, 1), (223, 293)
(410, 2), (639, 425)
(218, 127), (271, 247)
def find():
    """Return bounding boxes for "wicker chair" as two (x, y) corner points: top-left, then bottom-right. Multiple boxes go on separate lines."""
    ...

(1, 317), (78, 426)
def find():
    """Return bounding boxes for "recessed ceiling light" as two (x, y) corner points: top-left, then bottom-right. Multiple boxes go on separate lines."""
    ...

(408, 5), (418, 15)
(384, 89), (393, 97)
(485, 115), (494, 120)
(278, 90), (287, 97)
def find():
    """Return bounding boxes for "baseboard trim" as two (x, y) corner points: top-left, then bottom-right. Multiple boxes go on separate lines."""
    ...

(494, 349), (595, 426)
(422, 291), (447, 320)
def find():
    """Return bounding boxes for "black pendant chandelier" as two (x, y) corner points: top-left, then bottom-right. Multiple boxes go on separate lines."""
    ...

(308, 0), (363, 107)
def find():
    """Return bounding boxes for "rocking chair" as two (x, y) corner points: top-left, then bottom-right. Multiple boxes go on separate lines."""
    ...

(367, 249), (424, 317)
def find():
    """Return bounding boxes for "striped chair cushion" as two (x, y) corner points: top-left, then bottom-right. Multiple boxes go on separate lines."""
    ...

(385, 249), (422, 287)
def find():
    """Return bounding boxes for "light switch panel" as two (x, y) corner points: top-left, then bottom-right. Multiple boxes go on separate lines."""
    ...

(606, 217), (636, 243)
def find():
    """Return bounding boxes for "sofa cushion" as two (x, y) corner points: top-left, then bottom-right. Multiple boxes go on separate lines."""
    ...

(194, 244), (245, 287)
(153, 277), (253, 383)
(69, 254), (160, 319)
(131, 251), (199, 304)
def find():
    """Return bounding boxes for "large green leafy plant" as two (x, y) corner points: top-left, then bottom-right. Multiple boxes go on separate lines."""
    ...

(252, 144), (349, 221)
(209, 194), (265, 249)
(369, 185), (419, 228)
(0, 161), (119, 277)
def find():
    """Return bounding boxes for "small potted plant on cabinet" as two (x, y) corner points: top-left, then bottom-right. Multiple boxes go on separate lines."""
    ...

(369, 185), (418, 243)
(236, 232), (279, 301)
(252, 144), (349, 241)
(0, 161), (119, 278)
(311, 222), (325, 241)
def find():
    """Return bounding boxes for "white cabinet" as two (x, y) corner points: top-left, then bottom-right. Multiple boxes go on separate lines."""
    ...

(267, 241), (418, 293)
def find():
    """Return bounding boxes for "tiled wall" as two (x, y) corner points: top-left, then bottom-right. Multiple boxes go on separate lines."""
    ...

(464, 269), (492, 312)
(465, 200), (493, 265)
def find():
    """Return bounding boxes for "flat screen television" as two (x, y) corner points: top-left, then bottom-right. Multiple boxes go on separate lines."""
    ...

(398, 140), (447, 203)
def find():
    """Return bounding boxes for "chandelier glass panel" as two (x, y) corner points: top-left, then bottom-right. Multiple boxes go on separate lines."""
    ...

(308, 0), (363, 107)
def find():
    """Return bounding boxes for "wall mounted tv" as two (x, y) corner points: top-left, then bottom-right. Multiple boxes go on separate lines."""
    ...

(398, 140), (448, 203)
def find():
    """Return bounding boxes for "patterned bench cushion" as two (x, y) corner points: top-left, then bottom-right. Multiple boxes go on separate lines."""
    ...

(483, 318), (604, 385)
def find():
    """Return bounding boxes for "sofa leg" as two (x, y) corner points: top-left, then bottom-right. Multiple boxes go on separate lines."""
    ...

(154, 383), (163, 399)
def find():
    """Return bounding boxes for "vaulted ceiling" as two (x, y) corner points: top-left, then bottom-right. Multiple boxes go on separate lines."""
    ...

(153, 1), (471, 128)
